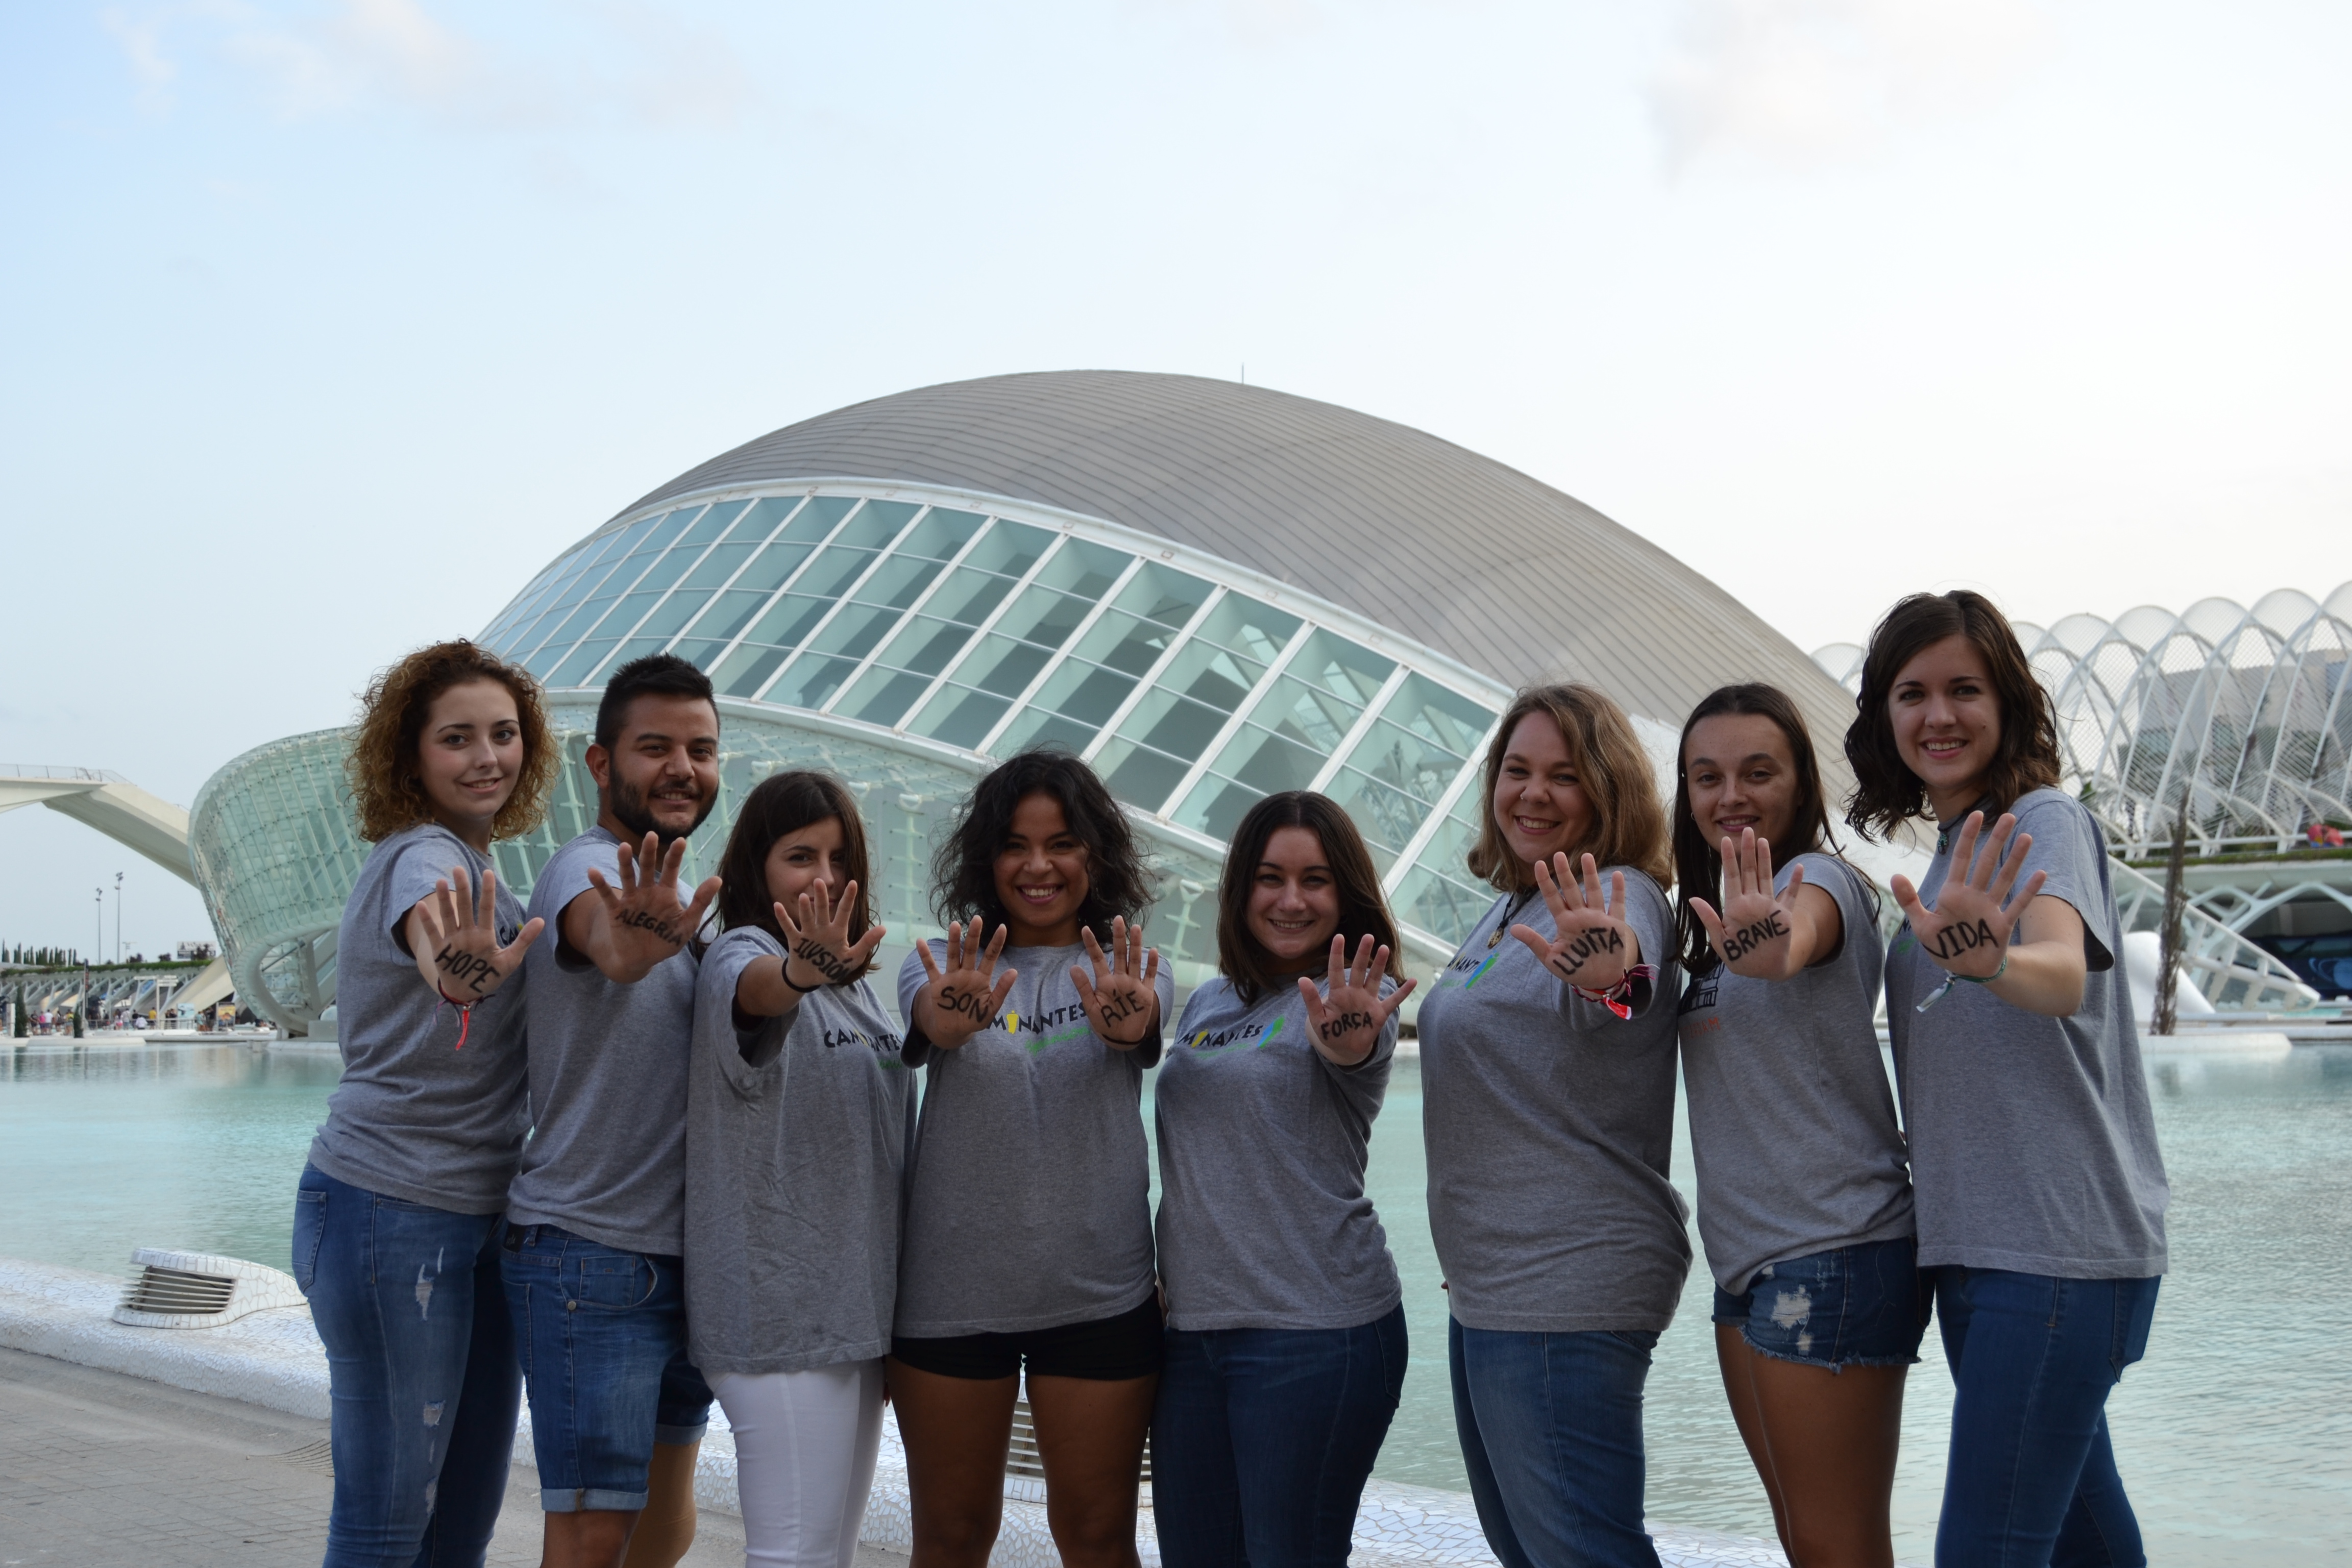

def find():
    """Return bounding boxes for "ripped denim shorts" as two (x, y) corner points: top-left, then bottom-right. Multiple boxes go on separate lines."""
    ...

(1711, 1235), (1929, 1370)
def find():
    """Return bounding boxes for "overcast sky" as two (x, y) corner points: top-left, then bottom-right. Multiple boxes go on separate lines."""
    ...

(5, 0), (2347, 954)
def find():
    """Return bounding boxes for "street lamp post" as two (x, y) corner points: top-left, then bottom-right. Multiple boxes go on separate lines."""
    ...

(115, 872), (124, 964)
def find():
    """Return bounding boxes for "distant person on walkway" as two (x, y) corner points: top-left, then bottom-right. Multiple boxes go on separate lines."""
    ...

(293, 639), (553, 1568)
(1151, 791), (1415, 1568)
(685, 771), (914, 1568)
(890, 750), (1172, 1568)
(502, 653), (724, 1568)
(1415, 682), (1685, 1568)
(1847, 592), (2168, 1568)
(1672, 684), (1920, 1568)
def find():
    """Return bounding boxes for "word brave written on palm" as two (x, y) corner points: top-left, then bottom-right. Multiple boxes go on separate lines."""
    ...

(1299, 934), (1418, 1067)
(585, 831), (722, 971)
(1070, 916), (1161, 1049)
(916, 917), (1019, 1048)
(1891, 810), (2047, 979)
(414, 864), (543, 1003)
(1688, 827), (1804, 979)
(1511, 851), (1638, 992)
(777, 878), (887, 990)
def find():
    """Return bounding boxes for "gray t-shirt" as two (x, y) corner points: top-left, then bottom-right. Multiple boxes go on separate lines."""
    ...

(685, 927), (916, 1376)
(1417, 870), (1689, 1333)
(308, 824), (531, 1215)
(1156, 976), (1403, 1332)
(1677, 853), (1914, 1294)
(894, 940), (1173, 1337)
(1885, 788), (2169, 1278)
(506, 827), (700, 1258)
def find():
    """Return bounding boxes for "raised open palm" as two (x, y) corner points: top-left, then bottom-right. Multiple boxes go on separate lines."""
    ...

(585, 831), (721, 970)
(1510, 851), (1637, 992)
(1300, 934), (1416, 1067)
(776, 878), (887, 990)
(1687, 828), (1805, 979)
(1072, 916), (1161, 1049)
(916, 916), (1016, 1049)
(413, 864), (543, 1014)
(1892, 811), (2044, 981)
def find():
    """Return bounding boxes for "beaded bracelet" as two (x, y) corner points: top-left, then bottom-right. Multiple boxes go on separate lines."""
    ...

(1915, 953), (2008, 1013)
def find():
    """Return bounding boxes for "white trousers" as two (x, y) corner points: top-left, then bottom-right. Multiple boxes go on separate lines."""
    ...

(713, 1360), (887, 1568)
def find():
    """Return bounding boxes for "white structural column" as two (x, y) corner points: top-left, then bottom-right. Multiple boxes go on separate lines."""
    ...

(0, 767), (193, 881)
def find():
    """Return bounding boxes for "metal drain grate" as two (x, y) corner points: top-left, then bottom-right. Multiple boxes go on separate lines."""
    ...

(1006, 1399), (1152, 1484)
(260, 1439), (335, 1476)
(119, 1264), (235, 1316)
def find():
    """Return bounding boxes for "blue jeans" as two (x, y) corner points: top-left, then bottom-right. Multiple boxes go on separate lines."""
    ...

(1711, 1236), (1929, 1370)
(1153, 1304), (1408, 1568)
(1449, 1319), (1661, 1568)
(1932, 1267), (2161, 1568)
(500, 1223), (713, 1512)
(292, 1164), (521, 1568)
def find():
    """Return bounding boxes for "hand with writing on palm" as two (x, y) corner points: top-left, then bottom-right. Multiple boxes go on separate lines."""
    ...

(1688, 828), (1805, 979)
(916, 917), (1016, 1049)
(1072, 916), (1161, 1049)
(586, 831), (721, 974)
(415, 864), (543, 1003)
(1511, 852), (1638, 991)
(1301, 934), (1417, 1067)
(776, 879), (887, 992)
(1891, 811), (2045, 979)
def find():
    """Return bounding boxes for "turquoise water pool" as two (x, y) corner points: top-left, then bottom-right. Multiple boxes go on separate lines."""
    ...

(3, 1041), (2346, 1563)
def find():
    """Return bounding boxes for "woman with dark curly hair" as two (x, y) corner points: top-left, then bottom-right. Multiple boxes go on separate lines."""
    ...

(292, 639), (554, 1567)
(888, 750), (1171, 1568)
(1847, 591), (2166, 1567)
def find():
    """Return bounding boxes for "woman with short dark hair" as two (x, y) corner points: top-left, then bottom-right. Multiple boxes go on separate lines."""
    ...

(889, 750), (1172, 1568)
(294, 639), (554, 1566)
(687, 769), (912, 1568)
(1847, 590), (2168, 1566)
(1152, 791), (1416, 1568)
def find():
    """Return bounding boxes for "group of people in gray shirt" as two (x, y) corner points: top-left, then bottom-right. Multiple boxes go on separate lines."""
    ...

(301, 580), (2170, 1568)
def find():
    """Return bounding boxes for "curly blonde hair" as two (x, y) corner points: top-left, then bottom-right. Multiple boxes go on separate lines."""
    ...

(346, 640), (556, 843)
(1465, 682), (1674, 892)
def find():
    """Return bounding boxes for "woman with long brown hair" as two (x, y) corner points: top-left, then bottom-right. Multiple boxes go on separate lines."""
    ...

(1415, 682), (1684, 1568)
(685, 769), (913, 1568)
(1846, 591), (2166, 1566)
(291, 640), (554, 1567)
(1151, 790), (1416, 1568)
(1671, 683), (1917, 1568)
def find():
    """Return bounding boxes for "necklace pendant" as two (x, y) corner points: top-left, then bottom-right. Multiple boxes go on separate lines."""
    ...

(1486, 926), (1505, 949)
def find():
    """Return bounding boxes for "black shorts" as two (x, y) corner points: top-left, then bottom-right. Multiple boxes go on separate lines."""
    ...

(890, 1295), (1164, 1382)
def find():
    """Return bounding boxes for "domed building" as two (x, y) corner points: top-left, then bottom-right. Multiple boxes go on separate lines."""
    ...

(189, 372), (1865, 1034)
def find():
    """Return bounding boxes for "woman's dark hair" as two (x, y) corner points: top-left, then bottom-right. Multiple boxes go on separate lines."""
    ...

(931, 750), (1154, 940)
(1843, 590), (2061, 840)
(1216, 792), (1407, 1004)
(347, 640), (555, 843)
(1465, 683), (1673, 891)
(714, 770), (875, 977)
(1672, 684), (1841, 971)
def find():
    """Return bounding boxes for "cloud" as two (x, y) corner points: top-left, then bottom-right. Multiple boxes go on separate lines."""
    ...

(1651, 0), (2050, 172)
(100, 7), (179, 110)
(96, 1), (750, 132)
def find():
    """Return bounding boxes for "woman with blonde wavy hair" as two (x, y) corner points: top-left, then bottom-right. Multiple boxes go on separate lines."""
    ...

(292, 639), (556, 1568)
(1415, 682), (1686, 1568)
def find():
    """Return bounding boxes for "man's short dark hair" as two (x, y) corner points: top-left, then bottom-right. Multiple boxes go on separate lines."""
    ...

(595, 654), (719, 750)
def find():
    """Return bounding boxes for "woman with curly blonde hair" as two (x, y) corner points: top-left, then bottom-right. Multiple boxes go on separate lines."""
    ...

(292, 639), (556, 1567)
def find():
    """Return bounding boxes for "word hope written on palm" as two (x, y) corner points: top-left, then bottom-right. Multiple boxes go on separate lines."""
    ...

(1511, 851), (1636, 991)
(419, 864), (542, 1003)
(1300, 934), (1416, 1067)
(1891, 811), (2046, 979)
(776, 878), (887, 990)
(1071, 917), (1161, 1048)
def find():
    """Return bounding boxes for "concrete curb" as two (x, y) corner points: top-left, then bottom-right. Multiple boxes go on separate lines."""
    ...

(0, 1257), (1791, 1567)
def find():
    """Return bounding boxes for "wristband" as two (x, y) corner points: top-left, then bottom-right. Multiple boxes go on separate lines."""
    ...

(1572, 964), (1656, 1021)
(1915, 952), (2008, 1013)
(778, 959), (823, 995)
(435, 988), (478, 1050)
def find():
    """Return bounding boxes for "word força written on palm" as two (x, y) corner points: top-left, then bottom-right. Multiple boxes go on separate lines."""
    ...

(1721, 911), (1790, 964)
(1317, 1010), (1375, 1043)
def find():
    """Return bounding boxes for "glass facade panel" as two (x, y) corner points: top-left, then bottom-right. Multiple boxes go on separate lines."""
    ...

(707, 505), (915, 700)
(989, 564), (1214, 757)
(1318, 676), (1496, 868)
(831, 521), (1054, 728)
(1092, 595), (1300, 812)
(905, 540), (1132, 749)
(1391, 793), (1496, 948)
(1173, 631), (1391, 840)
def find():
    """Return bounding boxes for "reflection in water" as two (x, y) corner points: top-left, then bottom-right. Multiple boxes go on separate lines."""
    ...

(4, 1041), (2347, 1564)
